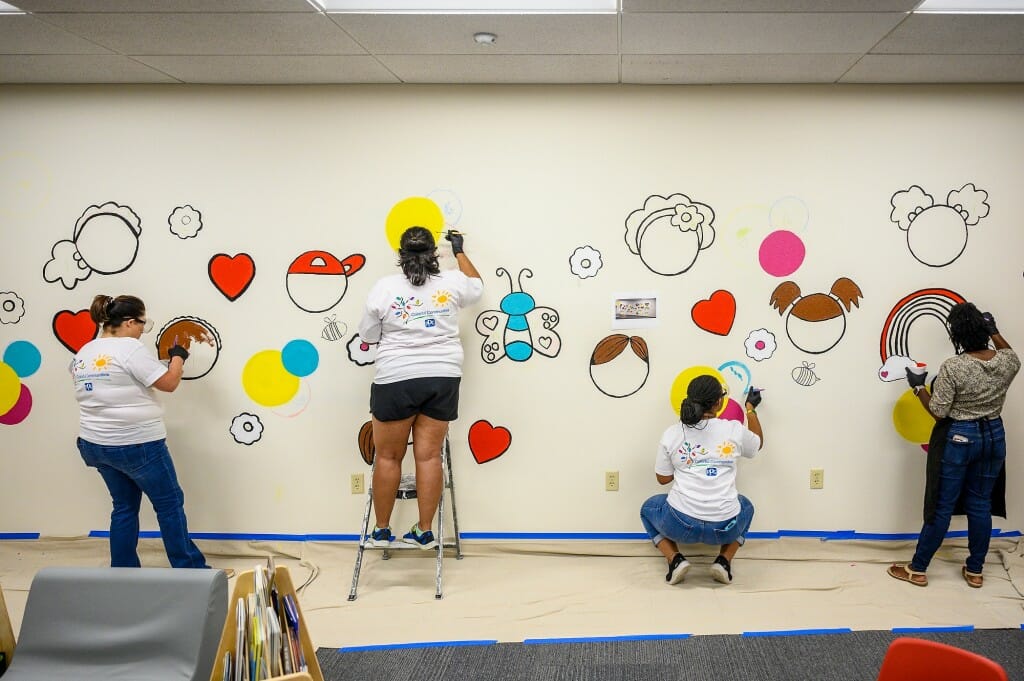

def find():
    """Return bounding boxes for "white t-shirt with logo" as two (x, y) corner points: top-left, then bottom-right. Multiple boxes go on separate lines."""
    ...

(358, 270), (483, 384)
(71, 337), (169, 445)
(654, 418), (761, 521)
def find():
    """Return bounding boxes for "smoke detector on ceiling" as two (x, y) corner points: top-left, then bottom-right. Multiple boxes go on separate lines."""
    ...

(473, 32), (497, 46)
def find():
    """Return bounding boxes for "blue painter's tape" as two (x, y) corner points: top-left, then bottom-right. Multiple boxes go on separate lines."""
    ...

(524, 634), (691, 645)
(0, 533), (40, 540)
(892, 625), (975, 633)
(743, 628), (852, 637)
(339, 640), (497, 653)
(460, 532), (649, 540)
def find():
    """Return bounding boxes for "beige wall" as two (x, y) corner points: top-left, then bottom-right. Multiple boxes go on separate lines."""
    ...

(0, 84), (1021, 538)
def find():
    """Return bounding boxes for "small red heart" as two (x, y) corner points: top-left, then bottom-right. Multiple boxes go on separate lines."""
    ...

(208, 253), (256, 301)
(691, 290), (736, 336)
(52, 309), (98, 353)
(468, 419), (512, 464)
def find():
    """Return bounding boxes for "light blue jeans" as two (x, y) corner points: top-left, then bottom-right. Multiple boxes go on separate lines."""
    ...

(77, 437), (208, 569)
(641, 493), (754, 548)
(911, 417), (1005, 574)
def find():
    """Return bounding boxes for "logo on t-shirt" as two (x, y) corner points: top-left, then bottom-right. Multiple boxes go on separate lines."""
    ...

(84, 382), (93, 391)
(424, 318), (436, 328)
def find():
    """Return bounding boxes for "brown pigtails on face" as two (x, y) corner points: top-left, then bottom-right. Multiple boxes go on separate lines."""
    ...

(830, 277), (863, 312)
(770, 281), (801, 315)
(591, 334), (629, 366)
(628, 336), (649, 363)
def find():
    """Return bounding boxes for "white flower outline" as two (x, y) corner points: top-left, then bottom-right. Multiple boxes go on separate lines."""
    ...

(168, 205), (203, 239)
(230, 412), (264, 445)
(569, 245), (603, 280)
(0, 292), (26, 325)
(744, 328), (777, 362)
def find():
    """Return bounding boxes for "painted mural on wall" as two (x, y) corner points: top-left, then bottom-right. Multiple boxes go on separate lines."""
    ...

(155, 316), (222, 381)
(476, 268), (561, 363)
(791, 361), (821, 387)
(320, 315), (347, 342)
(743, 328), (777, 362)
(770, 277), (863, 355)
(43, 202), (142, 289)
(0, 292), (25, 325)
(346, 333), (376, 366)
(877, 288), (966, 383)
(468, 419), (512, 464)
(691, 290), (736, 337)
(385, 196), (444, 251)
(208, 253), (255, 302)
(0, 340), (41, 426)
(286, 250), (365, 314)
(230, 412), (264, 446)
(569, 245), (603, 279)
(889, 183), (989, 267)
(241, 339), (319, 416)
(624, 193), (716, 276)
(168, 205), (202, 239)
(589, 334), (649, 398)
(52, 308), (98, 354)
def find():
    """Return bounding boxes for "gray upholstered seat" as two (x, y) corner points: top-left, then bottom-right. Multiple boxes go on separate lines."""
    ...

(5, 567), (227, 681)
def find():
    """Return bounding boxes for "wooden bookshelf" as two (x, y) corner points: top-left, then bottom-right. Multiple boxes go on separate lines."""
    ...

(210, 567), (323, 681)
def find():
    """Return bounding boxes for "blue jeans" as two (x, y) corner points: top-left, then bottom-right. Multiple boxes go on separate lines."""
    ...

(640, 493), (754, 548)
(77, 437), (208, 569)
(911, 418), (1006, 574)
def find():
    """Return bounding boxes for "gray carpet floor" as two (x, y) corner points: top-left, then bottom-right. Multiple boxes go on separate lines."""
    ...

(317, 629), (1024, 681)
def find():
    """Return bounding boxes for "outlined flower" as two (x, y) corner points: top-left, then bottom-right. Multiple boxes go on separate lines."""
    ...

(671, 203), (705, 231)
(346, 333), (377, 366)
(0, 292), (25, 324)
(569, 245), (603, 279)
(230, 412), (264, 445)
(168, 205), (203, 239)
(744, 328), (777, 362)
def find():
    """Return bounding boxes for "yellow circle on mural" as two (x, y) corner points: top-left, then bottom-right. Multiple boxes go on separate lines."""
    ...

(242, 350), (300, 407)
(669, 365), (728, 417)
(892, 388), (933, 444)
(385, 197), (444, 251)
(0, 362), (20, 416)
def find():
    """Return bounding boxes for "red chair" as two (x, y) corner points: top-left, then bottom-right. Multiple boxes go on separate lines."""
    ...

(877, 637), (1008, 681)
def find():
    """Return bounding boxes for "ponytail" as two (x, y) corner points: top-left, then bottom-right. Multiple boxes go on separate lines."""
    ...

(398, 226), (440, 287)
(89, 294), (145, 330)
(679, 374), (725, 426)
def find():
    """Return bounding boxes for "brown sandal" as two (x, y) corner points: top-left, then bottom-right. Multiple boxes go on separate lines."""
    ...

(888, 563), (928, 587)
(962, 567), (983, 588)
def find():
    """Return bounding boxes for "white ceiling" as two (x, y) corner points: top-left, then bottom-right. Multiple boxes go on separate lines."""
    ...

(0, 0), (1022, 84)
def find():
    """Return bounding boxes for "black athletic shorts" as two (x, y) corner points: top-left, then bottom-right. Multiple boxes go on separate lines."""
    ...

(370, 377), (461, 422)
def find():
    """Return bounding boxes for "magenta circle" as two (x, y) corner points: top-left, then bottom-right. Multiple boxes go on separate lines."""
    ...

(758, 230), (806, 277)
(0, 384), (32, 425)
(720, 398), (745, 424)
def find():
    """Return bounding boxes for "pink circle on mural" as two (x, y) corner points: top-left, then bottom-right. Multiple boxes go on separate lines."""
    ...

(758, 230), (806, 277)
(719, 397), (745, 424)
(0, 384), (32, 425)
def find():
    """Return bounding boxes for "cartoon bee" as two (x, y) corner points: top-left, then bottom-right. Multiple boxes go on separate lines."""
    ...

(476, 267), (561, 363)
(321, 314), (347, 341)
(791, 361), (821, 387)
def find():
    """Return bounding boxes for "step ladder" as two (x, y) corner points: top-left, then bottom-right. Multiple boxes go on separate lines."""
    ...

(348, 434), (462, 601)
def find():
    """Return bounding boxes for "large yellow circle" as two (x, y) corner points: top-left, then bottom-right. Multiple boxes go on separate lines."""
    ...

(0, 362), (20, 415)
(892, 388), (934, 444)
(242, 350), (299, 407)
(385, 197), (444, 251)
(669, 365), (728, 418)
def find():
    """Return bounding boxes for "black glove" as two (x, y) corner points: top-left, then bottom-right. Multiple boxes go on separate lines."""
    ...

(905, 367), (927, 389)
(167, 344), (189, 362)
(445, 230), (465, 256)
(981, 311), (999, 336)
(744, 387), (762, 410)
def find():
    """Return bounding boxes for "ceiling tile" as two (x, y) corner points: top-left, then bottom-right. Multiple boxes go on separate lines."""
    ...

(134, 55), (398, 83)
(0, 54), (177, 82)
(622, 53), (861, 83)
(379, 54), (619, 83)
(842, 54), (1024, 82)
(329, 13), (617, 55)
(0, 14), (113, 54)
(624, 0), (917, 11)
(36, 12), (366, 55)
(14, 0), (315, 11)
(623, 12), (907, 54)
(871, 14), (1024, 54)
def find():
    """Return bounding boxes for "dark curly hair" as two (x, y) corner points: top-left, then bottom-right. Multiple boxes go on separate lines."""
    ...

(680, 375), (725, 426)
(89, 294), (145, 330)
(947, 302), (990, 354)
(397, 226), (440, 287)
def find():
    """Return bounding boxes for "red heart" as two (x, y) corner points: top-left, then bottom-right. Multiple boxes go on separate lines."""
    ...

(468, 420), (512, 464)
(52, 309), (98, 353)
(691, 290), (736, 336)
(208, 253), (256, 301)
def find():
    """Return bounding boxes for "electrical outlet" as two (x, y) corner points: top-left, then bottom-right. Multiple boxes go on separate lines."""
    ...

(809, 468), (824, 490)
(350, 473), (365, 495)
(605, 471), (620, 492)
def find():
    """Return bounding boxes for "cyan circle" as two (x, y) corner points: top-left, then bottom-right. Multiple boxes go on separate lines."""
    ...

(3, 341), (41, 378)
(281, 339), (319, 377)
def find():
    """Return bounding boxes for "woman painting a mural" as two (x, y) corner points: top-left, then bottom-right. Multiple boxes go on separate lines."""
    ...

(641, 376), (765, 585)
(358, 227), (482, 549)
(888, 303), (1018, 588)
(71, 294), (221, 573)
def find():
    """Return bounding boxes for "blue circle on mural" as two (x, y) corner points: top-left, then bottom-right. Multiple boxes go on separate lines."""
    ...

(281, 339), (319, 377)
(3, 341), (41, 378)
